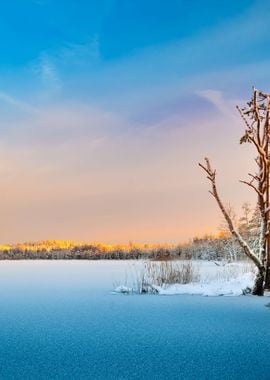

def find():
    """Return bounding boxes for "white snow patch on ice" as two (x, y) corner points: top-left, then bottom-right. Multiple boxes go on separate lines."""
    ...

(149, 272), (255, 297)
(114, 285), (133, 294)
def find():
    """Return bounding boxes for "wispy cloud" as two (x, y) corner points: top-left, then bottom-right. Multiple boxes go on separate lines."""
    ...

(57, 35), (100, 66)
(195, 90), (239, 120)
(33, 53), (62, 93)
(0, 91), (38, 114)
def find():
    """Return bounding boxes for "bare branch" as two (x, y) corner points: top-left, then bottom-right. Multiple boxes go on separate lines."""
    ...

(199, 158), (263, 270)
(239, 180), (263, 197)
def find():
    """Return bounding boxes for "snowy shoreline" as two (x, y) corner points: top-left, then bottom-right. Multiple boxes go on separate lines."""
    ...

(114, 260), (258, 297)
(149, 272), (255, 296)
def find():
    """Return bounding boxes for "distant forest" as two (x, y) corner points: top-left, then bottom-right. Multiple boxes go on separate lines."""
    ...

(0, 235), (248, 261)
(0, 203), (257, 261)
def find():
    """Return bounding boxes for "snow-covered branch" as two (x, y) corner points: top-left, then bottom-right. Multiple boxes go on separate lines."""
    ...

(199, 158), (263, 271)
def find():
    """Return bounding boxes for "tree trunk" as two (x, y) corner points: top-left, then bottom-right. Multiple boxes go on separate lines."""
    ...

(264, 265), (270, 290)
(252, 269), (265, 296)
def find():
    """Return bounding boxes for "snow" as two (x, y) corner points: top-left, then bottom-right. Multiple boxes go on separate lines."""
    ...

(114, 285), (133, 294)
(152, 272), (255, 296)
(113, 260), (257, 296)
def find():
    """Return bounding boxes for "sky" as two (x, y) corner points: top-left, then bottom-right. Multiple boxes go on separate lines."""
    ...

(0, 0), (270, 244)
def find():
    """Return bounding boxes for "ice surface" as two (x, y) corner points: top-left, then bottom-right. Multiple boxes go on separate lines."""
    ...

(0, 260), (269, 380)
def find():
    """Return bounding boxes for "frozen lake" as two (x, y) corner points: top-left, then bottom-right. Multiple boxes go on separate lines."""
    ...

(0, 260), (269, 379)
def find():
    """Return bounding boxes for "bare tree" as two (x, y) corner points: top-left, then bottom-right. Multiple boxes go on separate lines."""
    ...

(238, 202), (252, 239)
(199, 88), (270, 296)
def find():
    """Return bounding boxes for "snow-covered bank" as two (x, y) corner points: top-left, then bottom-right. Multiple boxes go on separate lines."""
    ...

(151, 272), (255, 296)
(114, 261), (257, 296)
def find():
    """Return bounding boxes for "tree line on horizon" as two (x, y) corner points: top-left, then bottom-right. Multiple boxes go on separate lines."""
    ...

(0, 202), (258, 261)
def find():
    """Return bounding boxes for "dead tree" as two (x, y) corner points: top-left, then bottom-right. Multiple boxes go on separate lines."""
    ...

(199, 88), (270, 296)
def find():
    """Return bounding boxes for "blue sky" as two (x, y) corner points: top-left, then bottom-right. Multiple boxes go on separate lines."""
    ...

(0, 0), (269, 243)
(0, 0), (255, 63)
(1, 0), (268, 100)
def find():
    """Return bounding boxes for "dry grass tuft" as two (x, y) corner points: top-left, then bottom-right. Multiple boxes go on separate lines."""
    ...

(134, 261), (200, 293)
